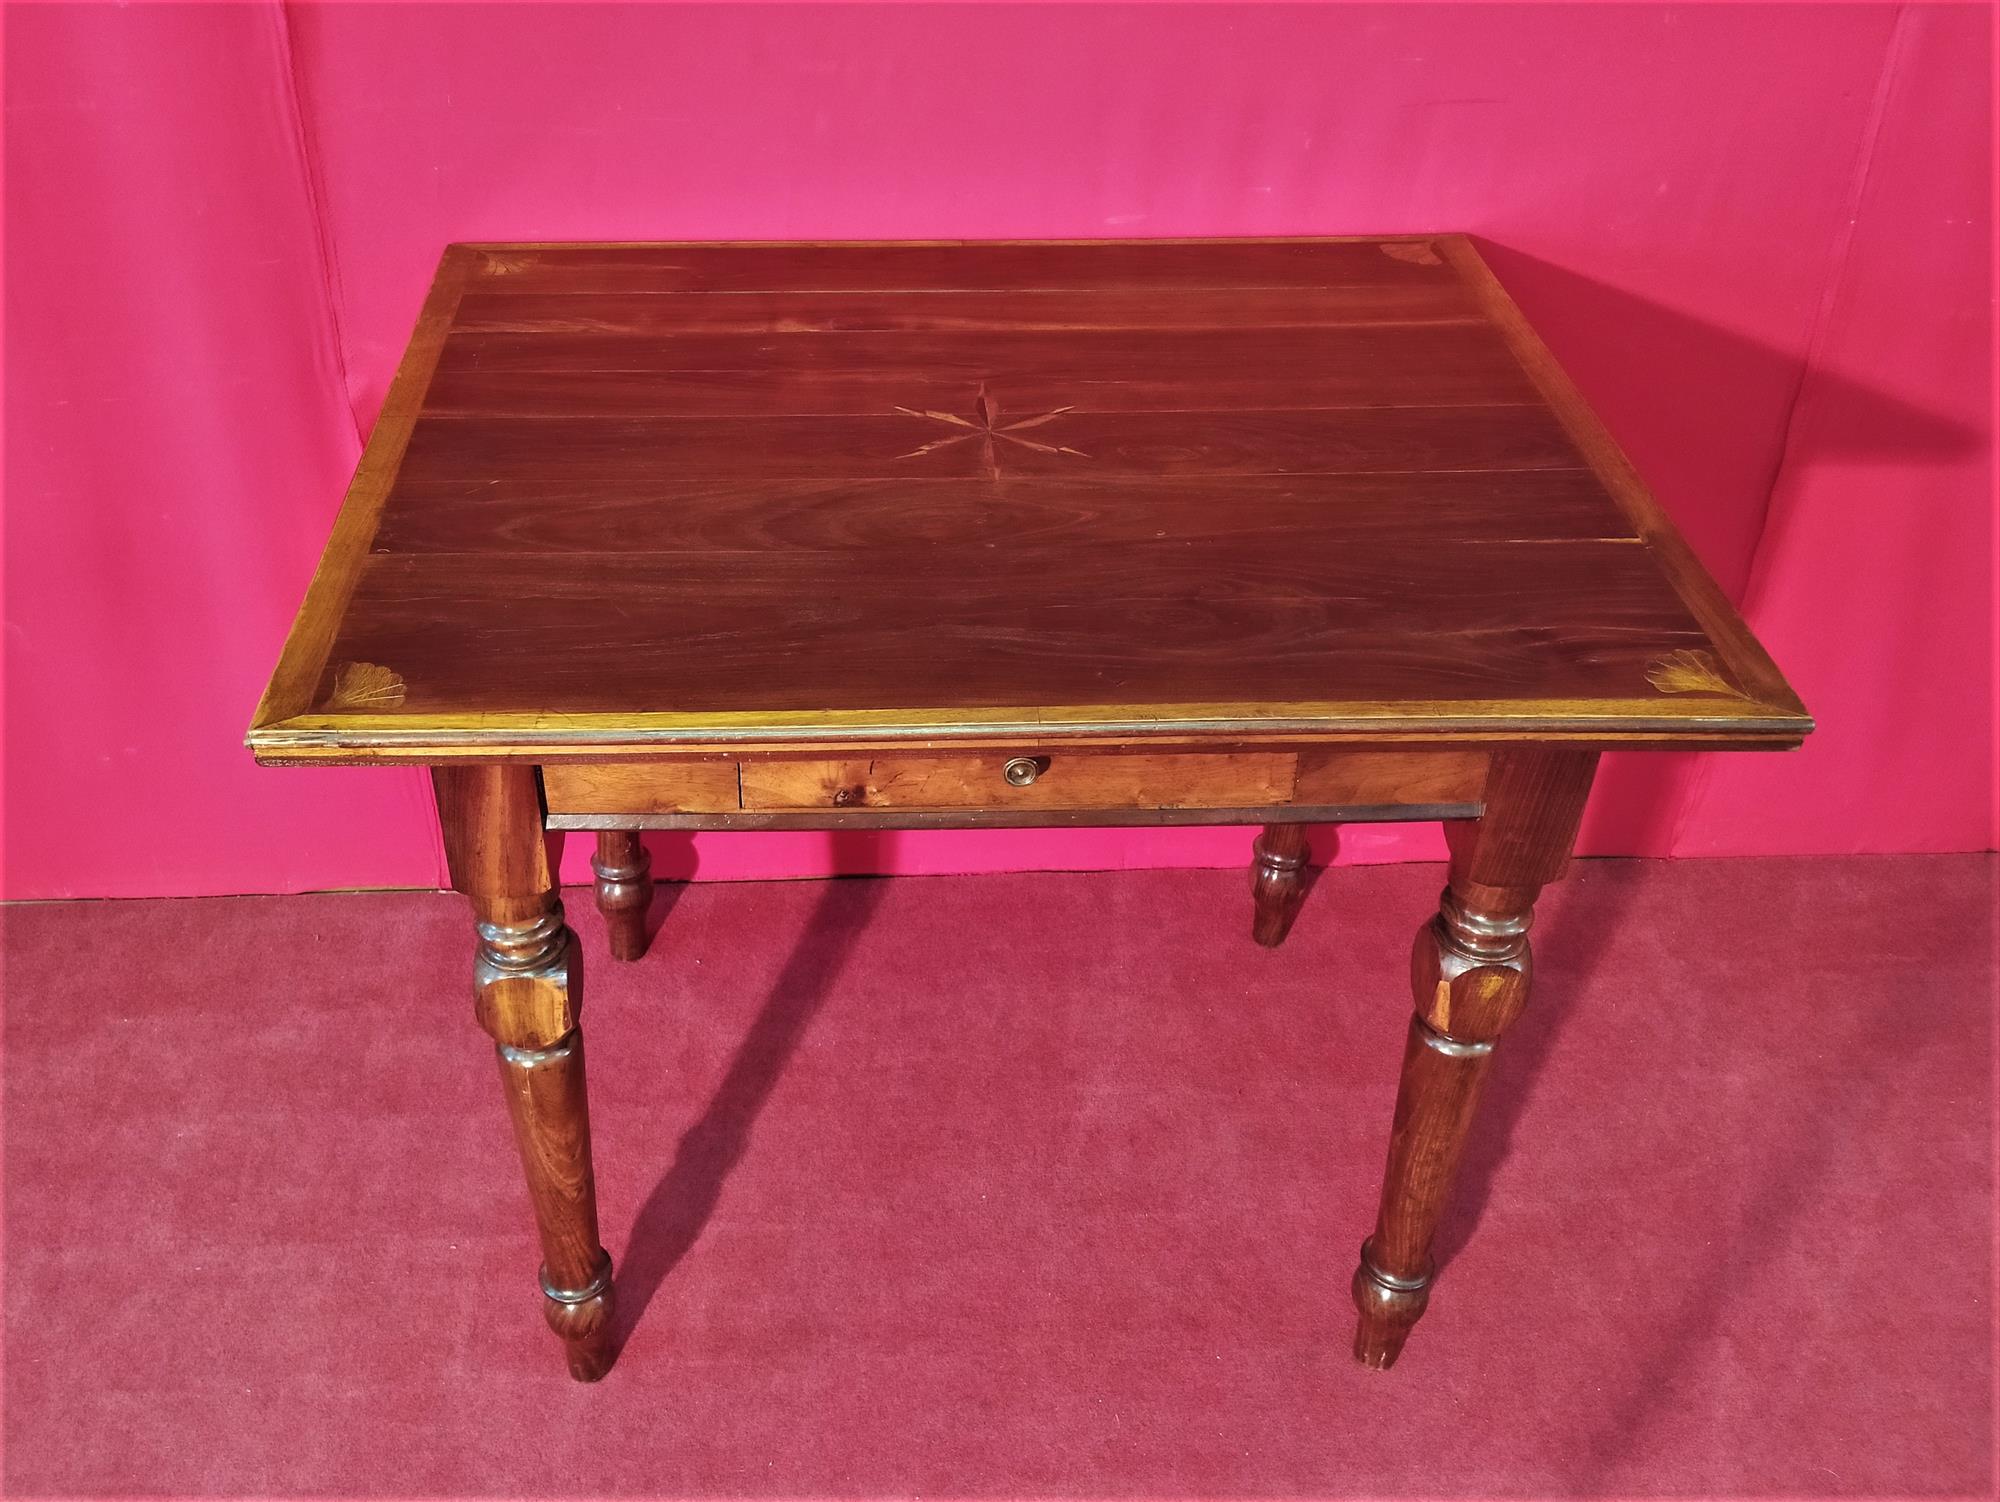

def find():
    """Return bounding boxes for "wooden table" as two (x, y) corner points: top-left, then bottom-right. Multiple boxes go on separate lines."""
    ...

(248, 237), (1810, 1381)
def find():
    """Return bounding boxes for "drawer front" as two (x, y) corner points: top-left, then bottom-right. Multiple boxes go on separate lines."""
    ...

(544, 749), (1488, 818)
(1293, 748), (1488, 807)
(741, 752), (1294, 812)
(543, 760), (740, 814)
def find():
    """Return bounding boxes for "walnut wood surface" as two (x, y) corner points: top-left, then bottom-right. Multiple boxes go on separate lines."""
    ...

(547, 803), (1482, 833)
(591, 831), (652, 961)
(247, 237), (1809, 762)
(433, 766), (616, 1381)
(1249, 824), (1311, 948)
(739, 752), (1295, 810)
(541, 749), (1489, 817)
(1295, 749), (1486, 806)
(245, 239), (1815, 1384)
(1351, 749), (1597, 1368)
(546, 761), (742, 814)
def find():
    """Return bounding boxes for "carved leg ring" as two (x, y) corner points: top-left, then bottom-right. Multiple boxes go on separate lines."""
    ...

(1250, 824), (1310, 948)
(480, 906), (616, 1381)
(592, 830), (653, 961)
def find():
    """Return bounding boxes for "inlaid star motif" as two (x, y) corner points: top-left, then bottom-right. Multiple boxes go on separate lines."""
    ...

(893, 385), (1090, 478)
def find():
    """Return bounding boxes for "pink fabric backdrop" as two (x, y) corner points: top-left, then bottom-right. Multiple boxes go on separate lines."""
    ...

(4, 3), (1991, 900)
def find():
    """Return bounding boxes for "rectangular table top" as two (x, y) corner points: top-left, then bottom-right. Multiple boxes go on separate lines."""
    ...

(248, 237), (1809, 763)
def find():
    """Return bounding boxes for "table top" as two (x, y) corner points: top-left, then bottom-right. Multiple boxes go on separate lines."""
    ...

(248, 237), (1809, 764)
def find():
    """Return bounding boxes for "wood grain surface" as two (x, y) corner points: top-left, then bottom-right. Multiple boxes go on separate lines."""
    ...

(247, 237), (1811, 762)
(542, 748), (1488, 817)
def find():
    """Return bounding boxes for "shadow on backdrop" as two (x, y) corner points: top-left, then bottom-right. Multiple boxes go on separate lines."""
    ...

(1474, 241), (1982, 859)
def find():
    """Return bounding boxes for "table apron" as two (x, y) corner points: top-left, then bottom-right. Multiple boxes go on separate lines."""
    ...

(548, 804), (1482, 832)
(541, 748), (1489, 828)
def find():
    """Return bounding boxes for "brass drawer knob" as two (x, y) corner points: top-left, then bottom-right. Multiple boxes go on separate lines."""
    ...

(1003, 756), (1042, 787)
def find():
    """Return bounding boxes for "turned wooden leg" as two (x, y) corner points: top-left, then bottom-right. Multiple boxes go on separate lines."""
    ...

(591, 830), (653, 961)
(1352, 750), (1596, 1369)
(1250, 824), (1310, 947)
(434, 766), (616, 1382)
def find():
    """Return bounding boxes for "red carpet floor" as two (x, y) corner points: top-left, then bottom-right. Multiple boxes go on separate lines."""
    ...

(3, 855), (1992, 1496)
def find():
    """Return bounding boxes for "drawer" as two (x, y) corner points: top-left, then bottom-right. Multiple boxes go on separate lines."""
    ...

(1293, 748), (1489, 807)
(543, 760), (740, 814)
(542, 749), (1488, 818)
(741, 752), (1294, 811)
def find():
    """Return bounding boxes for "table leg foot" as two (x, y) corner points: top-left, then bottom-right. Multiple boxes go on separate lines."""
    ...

(542, 1252), (616, 1381)
(1249, 824), (1309, 948)
(1351, 1244), (1430, 1368)
(592, 831), (653, 961)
